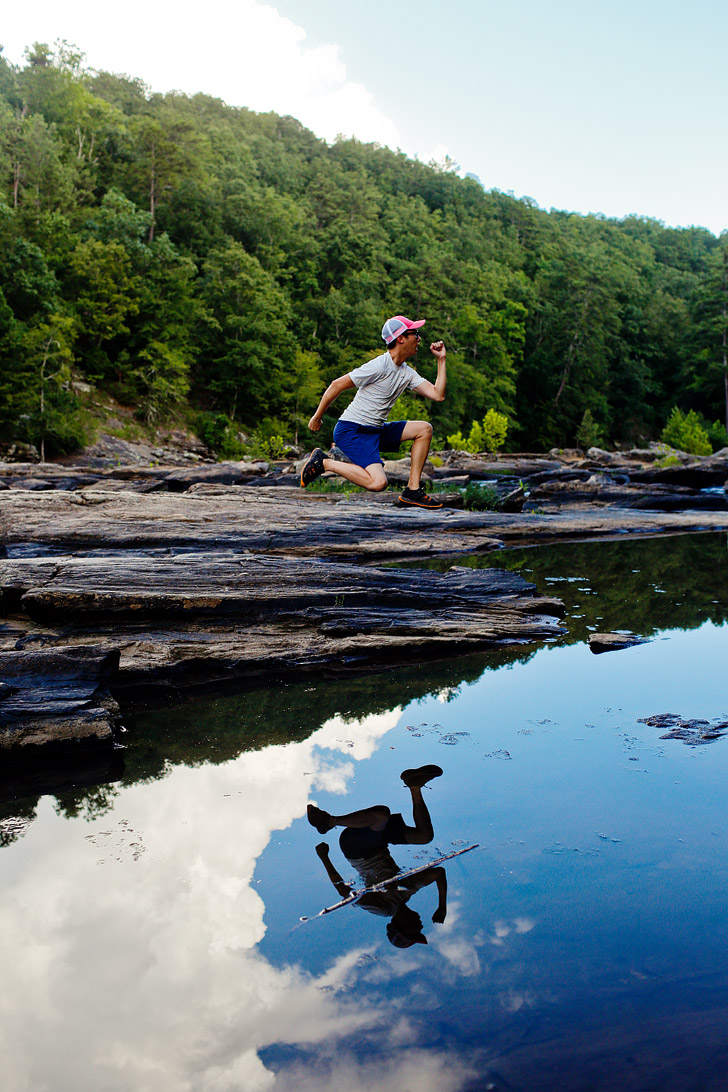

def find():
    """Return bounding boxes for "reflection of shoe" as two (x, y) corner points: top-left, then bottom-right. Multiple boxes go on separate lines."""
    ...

(398, 486), (443, 509)
(400, 765), (443, 787)
(307, 804), (332, 833)
(301, 448), (325, 487)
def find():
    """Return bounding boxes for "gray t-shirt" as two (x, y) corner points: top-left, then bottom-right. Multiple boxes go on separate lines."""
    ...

(338, 351), (426, 428)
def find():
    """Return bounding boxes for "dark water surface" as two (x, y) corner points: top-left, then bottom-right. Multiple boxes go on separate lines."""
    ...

(2, 533), (728, 1091)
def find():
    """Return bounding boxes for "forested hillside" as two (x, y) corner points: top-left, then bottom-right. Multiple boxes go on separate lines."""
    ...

(1, 41), (727, 457)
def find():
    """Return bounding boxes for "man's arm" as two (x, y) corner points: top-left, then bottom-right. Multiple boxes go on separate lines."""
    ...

(308, 375), (356, 431)
(413, 341), (447, 403)
(404, 865), (448, 923)
(315, 842), (352, 898)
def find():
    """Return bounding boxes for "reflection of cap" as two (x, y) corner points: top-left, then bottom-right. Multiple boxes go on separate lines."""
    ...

(381, 315), (426, 343)
(386, 921), (428, 948)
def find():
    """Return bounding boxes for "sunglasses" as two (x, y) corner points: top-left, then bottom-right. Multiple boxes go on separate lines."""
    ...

(403, 330), (421, 340)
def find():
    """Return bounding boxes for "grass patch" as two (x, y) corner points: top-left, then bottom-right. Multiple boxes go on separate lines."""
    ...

(306, 477), (365, 494)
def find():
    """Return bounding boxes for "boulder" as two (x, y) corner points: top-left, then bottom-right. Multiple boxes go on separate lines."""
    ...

(588, 632), (647, 653)
(0, 646), (120, 752)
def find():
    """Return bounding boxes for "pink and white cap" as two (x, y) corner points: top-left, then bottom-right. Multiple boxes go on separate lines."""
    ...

(381, 315), (426, 342)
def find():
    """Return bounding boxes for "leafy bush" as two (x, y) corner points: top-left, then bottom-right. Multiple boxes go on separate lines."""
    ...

(195, 412), (245, 459)
(307, 477), (362, 494)
(447, 409), (509, 454)
(706, 420), (728, 452)
(462, 482), (500, 511)
(254, 433), (289, 459)
(661, 407), (712, 456)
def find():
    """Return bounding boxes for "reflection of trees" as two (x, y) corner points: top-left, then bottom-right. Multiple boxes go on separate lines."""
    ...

(0, 800), (37, 847)
(119, 650), (524, 784)
(12, 531), (724, 829)
(409, 532), (728, 646)
(2, 642), (539, 839)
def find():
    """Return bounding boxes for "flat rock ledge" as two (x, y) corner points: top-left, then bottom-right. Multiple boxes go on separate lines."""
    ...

(0, 553), (565, 753)
(2, 488), (728, 561)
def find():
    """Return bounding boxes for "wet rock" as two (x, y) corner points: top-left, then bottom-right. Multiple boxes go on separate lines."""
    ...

(529, 469), (593, 485)
(6, 479), (56, 491)
(0, 646), (120, 752)
(80, 478), (168, 494)
(501, 486), (526, 512)
(629, 464), (728, 488)
(626, 493), (727, 511)
(638, 713), (728, 745)
(588, 632), (648, 653)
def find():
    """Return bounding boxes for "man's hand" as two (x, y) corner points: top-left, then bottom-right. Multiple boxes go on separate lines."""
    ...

(432, 906), (447, 924)
(315, 841), (330, 859)
(308, 415), (322, 432)
(430, 340), (446, 362)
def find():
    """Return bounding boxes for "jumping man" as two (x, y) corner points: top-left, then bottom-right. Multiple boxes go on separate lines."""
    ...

(307, 764), (447, 948)
(301, 315), (447, 509)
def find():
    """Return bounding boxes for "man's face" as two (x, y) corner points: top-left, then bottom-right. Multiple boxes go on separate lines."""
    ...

(399, 330), (421, 360)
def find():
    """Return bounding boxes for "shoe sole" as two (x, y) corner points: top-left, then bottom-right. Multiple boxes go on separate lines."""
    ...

(401, 764), (444, 786)
(300, 450), (324, 488)
(397, 497), (443, 509)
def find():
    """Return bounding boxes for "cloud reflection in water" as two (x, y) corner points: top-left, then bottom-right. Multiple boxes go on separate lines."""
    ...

(0, 706), (479, 1092)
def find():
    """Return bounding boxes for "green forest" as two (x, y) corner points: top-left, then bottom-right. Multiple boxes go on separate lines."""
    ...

(1, 41), (727, 458)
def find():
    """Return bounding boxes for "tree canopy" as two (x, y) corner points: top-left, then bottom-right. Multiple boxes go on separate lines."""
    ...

(1, 41), (726, 456)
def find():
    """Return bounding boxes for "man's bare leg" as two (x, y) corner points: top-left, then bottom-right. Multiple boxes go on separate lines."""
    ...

(308, 803), (390, 834)
(400, 420), (434, 490)
(400, 764), (442, 844)
(321, 457), (388, 491)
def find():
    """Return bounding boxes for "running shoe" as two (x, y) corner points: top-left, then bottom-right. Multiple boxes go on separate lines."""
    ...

(300, 447), (325, 487)
(397, 486), (443, 509)
(307, 804), (332, 833)
(400, 765), (443, 787)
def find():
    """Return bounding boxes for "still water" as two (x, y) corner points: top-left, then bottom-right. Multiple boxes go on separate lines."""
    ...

(1, 533), (728, 1092)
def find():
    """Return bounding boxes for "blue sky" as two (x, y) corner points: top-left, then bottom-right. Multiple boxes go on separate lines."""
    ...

(2, 0), (727, 233)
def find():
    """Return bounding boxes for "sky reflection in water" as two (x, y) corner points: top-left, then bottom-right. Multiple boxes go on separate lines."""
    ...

(1, 533), (727, 1092)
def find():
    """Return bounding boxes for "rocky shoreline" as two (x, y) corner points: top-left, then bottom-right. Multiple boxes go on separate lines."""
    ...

(1, 440), (727, 765)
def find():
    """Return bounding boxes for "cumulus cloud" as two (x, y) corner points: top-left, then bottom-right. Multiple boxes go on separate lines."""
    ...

(1, 702), (481, 1091)
(0, 0), (402, 147)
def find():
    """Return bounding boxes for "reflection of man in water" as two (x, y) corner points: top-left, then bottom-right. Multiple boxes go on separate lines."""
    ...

(307, 765), (447, 948)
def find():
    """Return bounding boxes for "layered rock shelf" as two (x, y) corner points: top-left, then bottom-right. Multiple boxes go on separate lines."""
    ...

(2, 441), (728, 759)
(0, 551), (566, 680)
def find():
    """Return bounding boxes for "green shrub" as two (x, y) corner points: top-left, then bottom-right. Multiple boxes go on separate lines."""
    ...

(661, 407), (712, 456)
(575, 408), (604, 451)
(307, 477), (362, 494)
(463, 482), (500, 511)
(447, 409), (509, 454)
(706, 420), (728, 452)
(195, 412), (246, 459)
(254, 433), (288, 459)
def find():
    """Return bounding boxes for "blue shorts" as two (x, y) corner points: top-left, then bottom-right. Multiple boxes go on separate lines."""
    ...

(333, 419), (407, 469)
(339, 812), (410, 861)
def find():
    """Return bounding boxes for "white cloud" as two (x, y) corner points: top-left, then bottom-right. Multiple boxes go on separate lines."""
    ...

(0, 0), (402, 147)
(0, 702), (481, 1091)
